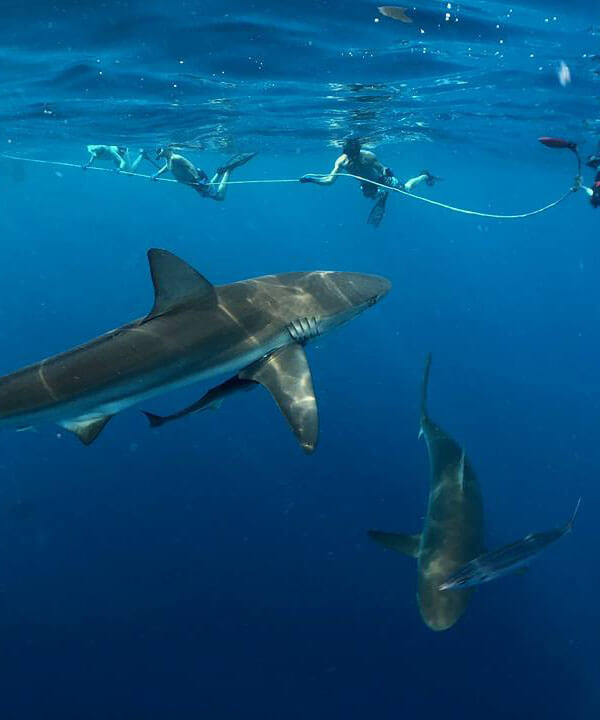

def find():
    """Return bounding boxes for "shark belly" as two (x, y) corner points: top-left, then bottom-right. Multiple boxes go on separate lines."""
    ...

(417, 454), (484, 631)
(0, 316), (290, 430)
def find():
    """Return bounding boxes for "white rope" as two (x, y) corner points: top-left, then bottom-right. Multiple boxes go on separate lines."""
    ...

(0, 153), (575, 220)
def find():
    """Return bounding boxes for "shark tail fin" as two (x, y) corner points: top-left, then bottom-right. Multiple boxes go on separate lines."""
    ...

(142, 411), (167, 428)
(420, 352), (432, 426)
(566, 497), (582, 532)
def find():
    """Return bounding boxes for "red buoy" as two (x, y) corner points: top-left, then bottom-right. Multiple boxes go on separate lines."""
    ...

(539, 136), (577, 151)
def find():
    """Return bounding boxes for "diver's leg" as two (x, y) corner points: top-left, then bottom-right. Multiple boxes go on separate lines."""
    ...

(403, 173), (428, 192)
(210, 170), (230, 202)
(404, 171), (439, 191)
(129, 153), (144, 172)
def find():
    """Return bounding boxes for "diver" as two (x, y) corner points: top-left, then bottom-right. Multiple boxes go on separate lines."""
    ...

(574, 171), (600, 208)
(151, 147), (256, 201)
(299, 135), (439, 227)
(83, 145), (154, 172)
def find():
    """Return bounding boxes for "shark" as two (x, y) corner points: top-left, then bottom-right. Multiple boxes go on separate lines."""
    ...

(0, 249), (390, 451)
(368, 354), (485, 631)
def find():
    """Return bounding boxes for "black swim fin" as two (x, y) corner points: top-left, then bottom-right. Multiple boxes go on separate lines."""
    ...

(367, 192), (388, 228)
(420, 170), (442, 186)
(217, 152), (257, 175)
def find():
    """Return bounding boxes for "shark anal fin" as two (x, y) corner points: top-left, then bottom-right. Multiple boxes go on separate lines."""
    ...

(60, 415), (113, 445)
(146, 249), (216, 319)
(368, 530), (421, 558)
(240, 344), (318, 453)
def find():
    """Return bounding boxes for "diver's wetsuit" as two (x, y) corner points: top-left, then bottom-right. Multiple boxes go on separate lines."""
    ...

(582, 171), (600, 208)
(592, 172), (600, 208)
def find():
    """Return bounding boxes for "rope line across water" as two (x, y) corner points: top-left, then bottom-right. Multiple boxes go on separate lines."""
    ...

(1, 153), (575, 220)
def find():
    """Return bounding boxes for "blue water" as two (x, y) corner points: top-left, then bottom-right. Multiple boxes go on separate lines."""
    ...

(1, 1), (599, 717)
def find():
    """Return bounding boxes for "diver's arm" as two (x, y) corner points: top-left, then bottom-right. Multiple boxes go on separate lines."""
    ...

(152, 163), (169, 180)
(83, 151), (96, 169)
(300, 155), (346, 185)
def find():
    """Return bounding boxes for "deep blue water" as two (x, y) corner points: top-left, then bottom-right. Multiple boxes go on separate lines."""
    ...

(1, 1), (599, 718)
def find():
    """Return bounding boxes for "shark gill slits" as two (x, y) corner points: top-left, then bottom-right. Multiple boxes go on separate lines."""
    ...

(288, 316), (320, 342)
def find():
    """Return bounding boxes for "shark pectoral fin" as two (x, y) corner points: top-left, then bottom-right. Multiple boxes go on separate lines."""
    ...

(146, 249), (217, 319)
(368, 530), (421, 558)
(239, 344), (318, 454)
(60, 415), (113, 445)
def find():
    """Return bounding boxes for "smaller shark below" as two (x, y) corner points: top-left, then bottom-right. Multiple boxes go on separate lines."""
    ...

(0, 249), (390, 452)
(369, 354), (485, 631)
(439, 499), (581, 591)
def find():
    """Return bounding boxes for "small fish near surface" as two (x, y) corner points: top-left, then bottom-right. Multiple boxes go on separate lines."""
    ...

(439, 499), (581, 592)
(0, 249), (390, 453)
(368, 354), (485, 631)
(377, 6), (413, 23)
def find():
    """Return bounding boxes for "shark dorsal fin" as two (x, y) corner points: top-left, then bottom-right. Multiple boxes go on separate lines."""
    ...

(146, 249), (216, 319)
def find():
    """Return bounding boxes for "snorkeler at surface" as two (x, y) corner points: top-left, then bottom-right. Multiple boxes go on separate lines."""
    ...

(299, 135), (439, 227)
(575, 171), (600, 208)
(83, 145), (154, 172)
(152, 148), (256, 201)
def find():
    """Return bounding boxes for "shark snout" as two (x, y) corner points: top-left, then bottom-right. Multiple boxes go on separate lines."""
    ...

(339, 272), (392, 308)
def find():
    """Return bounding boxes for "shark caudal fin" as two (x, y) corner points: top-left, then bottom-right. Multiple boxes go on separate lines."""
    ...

(418, 352), (432, 436)
(368, 530), (421, 558)
(566, 497), (582, 533)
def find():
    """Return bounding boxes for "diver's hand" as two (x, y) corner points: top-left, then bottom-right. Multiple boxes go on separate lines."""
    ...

(151, 173), (159, 181)
(572, 175), (583, 192)
(299, 175), (318, 184)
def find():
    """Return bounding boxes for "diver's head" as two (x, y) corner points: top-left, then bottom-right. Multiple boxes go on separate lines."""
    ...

(156, 147), (173, 160)
(342, 135), (362, 161)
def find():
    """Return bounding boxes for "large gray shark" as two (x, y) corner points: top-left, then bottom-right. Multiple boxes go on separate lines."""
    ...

(368, 354), (484, 630)
(0, 249), (390, 451)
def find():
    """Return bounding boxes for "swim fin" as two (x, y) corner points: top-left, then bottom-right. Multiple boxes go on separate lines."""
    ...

(420, 170), (442, 186)
(216, 152), (257, 175)
(367, 192), (388, 228)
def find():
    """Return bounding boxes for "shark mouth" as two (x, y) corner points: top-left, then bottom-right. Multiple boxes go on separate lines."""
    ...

(287, 316), (321, 343)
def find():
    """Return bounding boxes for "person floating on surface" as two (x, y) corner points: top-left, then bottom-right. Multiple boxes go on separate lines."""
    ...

(299, 135), (440, 227)
(152, 147), (256, 201)
(83, 145), (153, 172)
